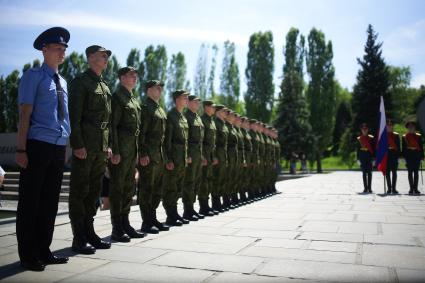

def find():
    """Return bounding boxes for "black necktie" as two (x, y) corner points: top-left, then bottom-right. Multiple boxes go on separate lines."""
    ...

(53, 73), (65, 121)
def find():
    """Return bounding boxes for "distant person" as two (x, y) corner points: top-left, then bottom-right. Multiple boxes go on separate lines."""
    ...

(300, 153), (307, 173)
(15, 27), (70, 271)
(357, 123), (375, 193)
(402, 120), (424, 195)
(290, 152), (298, 174)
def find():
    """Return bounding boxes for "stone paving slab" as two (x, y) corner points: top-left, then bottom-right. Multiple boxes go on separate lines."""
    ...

(1, 171), (425, 282)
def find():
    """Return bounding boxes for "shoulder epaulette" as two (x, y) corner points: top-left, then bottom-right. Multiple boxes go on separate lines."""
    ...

(357, 136), (361, 140)
(416, 132), (422, 136)
(393, 132), (399, 135)
(368, 134), (374, 138)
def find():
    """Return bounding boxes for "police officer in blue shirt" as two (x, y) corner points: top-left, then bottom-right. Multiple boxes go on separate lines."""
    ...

(15, 27), (71, 271)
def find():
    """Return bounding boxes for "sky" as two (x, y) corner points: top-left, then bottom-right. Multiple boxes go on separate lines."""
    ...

(0, 0), (424, 96)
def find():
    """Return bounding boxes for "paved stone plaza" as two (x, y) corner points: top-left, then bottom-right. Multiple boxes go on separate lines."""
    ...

(1, 171), (425, 282)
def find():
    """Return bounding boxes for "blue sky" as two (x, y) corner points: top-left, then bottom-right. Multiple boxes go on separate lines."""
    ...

(0, 0), (424, 95)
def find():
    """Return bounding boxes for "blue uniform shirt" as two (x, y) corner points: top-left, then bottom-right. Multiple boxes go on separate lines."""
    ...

(18, 63), (71, 146)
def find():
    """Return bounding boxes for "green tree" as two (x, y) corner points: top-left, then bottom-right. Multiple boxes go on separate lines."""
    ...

(274, 28), (312, 160)
(220, 41), (240, 110)
(207, 44), (218, 99)
(351, 24), (391, 135)
(166, 52), (188, 109)
(103, 55), (120, 92)
(141, 45), (167, 107)
(332, 100), (352, 155)
(245, 31), (274, 122)
(194, 43), (208, 100)
(388, 66), (412, 122)
(4, 70), (20, 132)
(306, 28), (336, 172)
(59, 52), (87, 83)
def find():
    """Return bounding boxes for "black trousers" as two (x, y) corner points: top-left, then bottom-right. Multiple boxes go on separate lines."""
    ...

(16, 139), (66, 262)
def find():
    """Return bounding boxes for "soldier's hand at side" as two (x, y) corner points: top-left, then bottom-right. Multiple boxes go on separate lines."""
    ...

(202, 158), (207, 166)
(16, 152), (28, 169)
(73, 147), (87, 159)
(187, 157), (192, 164)
(212, 158), (218, 165)
(107, 148), (113, 159)
(166, 162), (174, 171)
(139, 156), (150, 167)
(111, 154), (121, 165)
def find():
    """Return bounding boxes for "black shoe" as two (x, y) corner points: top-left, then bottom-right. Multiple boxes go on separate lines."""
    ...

(409, 189), (414, 195)
(71, 220), (96, 254)
(414, 189), (421, 195)
(111, 230), (131, 243)
(193, 210), (205, 219)
(392, 189), (399, 194)
(111, 216), (131, 242)
(122, 215), (146, 238)
(199, 207), (214, 217)
(183, 211), (199, 221)
(86, 218), (111, 249)
(141, 222), (160, 234)
(40, 255), (69, 265)
(386, 189), (392, 195)
(20, 260), (45, 271)
(152, 219), (170, 231)
(166, 218), (183, 226)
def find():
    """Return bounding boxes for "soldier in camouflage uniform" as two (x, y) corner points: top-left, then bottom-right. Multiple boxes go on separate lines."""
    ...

(224, 110), (238, 209)
(212, 105), (229, 212)
(240, 117), (252, 203)
(199, 100), (218, 215)
(69, 45), (112, 254)
(248, 119), (261, 200)
(138, 80), (169, 234)
(233, 114), (245, 206)
(162, 90), (190, 226)
(109, 67), (145, 242)
(183, 95), (209, 219)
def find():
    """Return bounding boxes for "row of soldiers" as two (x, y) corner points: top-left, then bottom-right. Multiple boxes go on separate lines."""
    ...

(15, 27), (281, 271)
(357, 120), (424, 194)
(67, 48), (281, 253)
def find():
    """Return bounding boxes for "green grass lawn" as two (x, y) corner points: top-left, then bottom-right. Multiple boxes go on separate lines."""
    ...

(280, 155), (411, 172)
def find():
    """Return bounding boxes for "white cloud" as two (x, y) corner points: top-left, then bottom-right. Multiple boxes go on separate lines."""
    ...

(411, 72), (425, 88)
(0, 6), (247, 45)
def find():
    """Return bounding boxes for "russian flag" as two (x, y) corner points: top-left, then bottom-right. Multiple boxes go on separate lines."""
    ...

(376, 96), (388, 175)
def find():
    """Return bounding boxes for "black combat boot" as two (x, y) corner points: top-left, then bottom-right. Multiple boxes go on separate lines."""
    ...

(71, 220), (96, 254)
(211, 196), (223, 213)
(165, 208), (183, 227)
(86, 217), (111, 249)
(111, 216), (130, 242)
(183, 203), (199, 221)
(141, 212), (160, 234)
(122, 215), (145, 238)
(173, 207), (190, 224)
(199, 200), (214, 216)
(152, 211), (170, 231)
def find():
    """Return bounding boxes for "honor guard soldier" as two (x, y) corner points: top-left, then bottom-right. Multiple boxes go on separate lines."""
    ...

(402, 120), (424, 195)
(16, 26), (70, 271)
(386, 119), (400, 194)
(162, 90), (190, 226)
(138, 80), (169, 234)
(69, 45), (113, 254)
(109, 67), (145, 242)
(357, 123), (375, 193)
